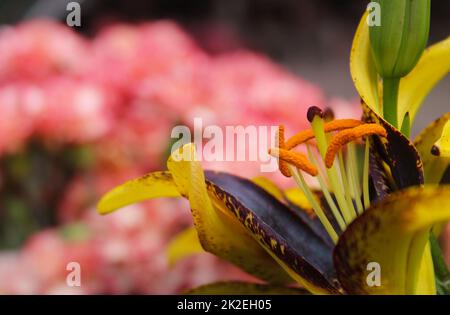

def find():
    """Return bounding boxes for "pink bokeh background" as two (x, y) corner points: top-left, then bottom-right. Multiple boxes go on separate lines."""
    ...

(0, 18), (414, 294)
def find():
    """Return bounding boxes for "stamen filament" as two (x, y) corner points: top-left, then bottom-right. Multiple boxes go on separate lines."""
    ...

(347, 143), (364, 214)
(338, 150), (358, 219)
(363, 140), (371, 209)
(306, 145), (346, 230)
(310, 115), (354, 224)
(345, 152), (359, 212)
(289, 165), (338, 243)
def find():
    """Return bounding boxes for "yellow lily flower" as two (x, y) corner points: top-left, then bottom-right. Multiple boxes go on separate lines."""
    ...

(97, 10), (450, 295)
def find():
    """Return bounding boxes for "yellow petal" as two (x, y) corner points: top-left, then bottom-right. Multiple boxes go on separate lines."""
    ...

(252, 178), (316, 216)
(251, 176), (285, 202)
(97, 171), (180, 215)
(334, 185), (450, 294)
(414, 112), (450, 184)
(166, 227), (204, 266)
(284, 188), (315, 214)
(433, 118), (450, 158)
(350, 11), (381, 114)
(167, 143), (293, 284)
(416, 241), (436, 295)
(398, 37), (450, 127)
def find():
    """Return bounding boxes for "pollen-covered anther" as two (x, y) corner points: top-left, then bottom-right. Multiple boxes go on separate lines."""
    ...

(285, 119), (363, 150)
(325, 124), (387, 168)
(276, 125), (292, 177)
(269, 148), (318, 177)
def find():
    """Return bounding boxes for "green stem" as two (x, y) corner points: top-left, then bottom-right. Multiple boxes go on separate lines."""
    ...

(382, 77), (400, 128)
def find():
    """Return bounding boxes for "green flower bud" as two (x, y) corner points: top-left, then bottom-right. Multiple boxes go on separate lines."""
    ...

(369, 0), (430, 78)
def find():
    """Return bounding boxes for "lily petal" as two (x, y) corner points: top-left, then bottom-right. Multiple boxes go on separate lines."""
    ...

(166, 144), (294, 285)
(166, 227), (204, 266)
(414, 112), (450, 184)
(186, 281), (309, 295)
(251, 176), (285, 202)
(284, 188), (314, 214)
(205, 170), (340, 293)
(416, 241), (436, 295)
(398, 37), (450, 127)
(363, 103), (424, 199)
(334, 185), (450, 294)
(350, 11), (380, 114)
(434, 119), (450, 158)
(97, 171), (180, 214)
(97, 162), (291, 283)
(98, 144), (340, 293)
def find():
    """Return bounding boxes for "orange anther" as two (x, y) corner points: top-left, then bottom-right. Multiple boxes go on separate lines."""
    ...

(325, 124), (387, 168)
(269, 148), (318, 177)
(276, 125), (292, 177)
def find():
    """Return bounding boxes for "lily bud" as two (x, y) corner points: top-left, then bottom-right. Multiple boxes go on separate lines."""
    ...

(369, 0), (430, 78)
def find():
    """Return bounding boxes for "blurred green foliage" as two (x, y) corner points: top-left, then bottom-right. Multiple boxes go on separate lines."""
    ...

(0, 140), (93, 249)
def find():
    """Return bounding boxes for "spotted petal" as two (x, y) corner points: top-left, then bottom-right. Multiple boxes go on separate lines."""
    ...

(98, 144), (341, 293)
(334, 185), (450, 294)
(414, 112), (450, 184)
(363, 103), (424, 199)
(204, 170), (340, 293)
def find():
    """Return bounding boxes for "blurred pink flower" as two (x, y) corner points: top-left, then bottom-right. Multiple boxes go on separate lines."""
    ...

(0, 201), (254, 294)
(0, 83), (40, 153)
(0, 20), (89, 84)
(0, 19), (361, 294)
(204, 51), (326, 129)
(35, 78), (116, 143)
